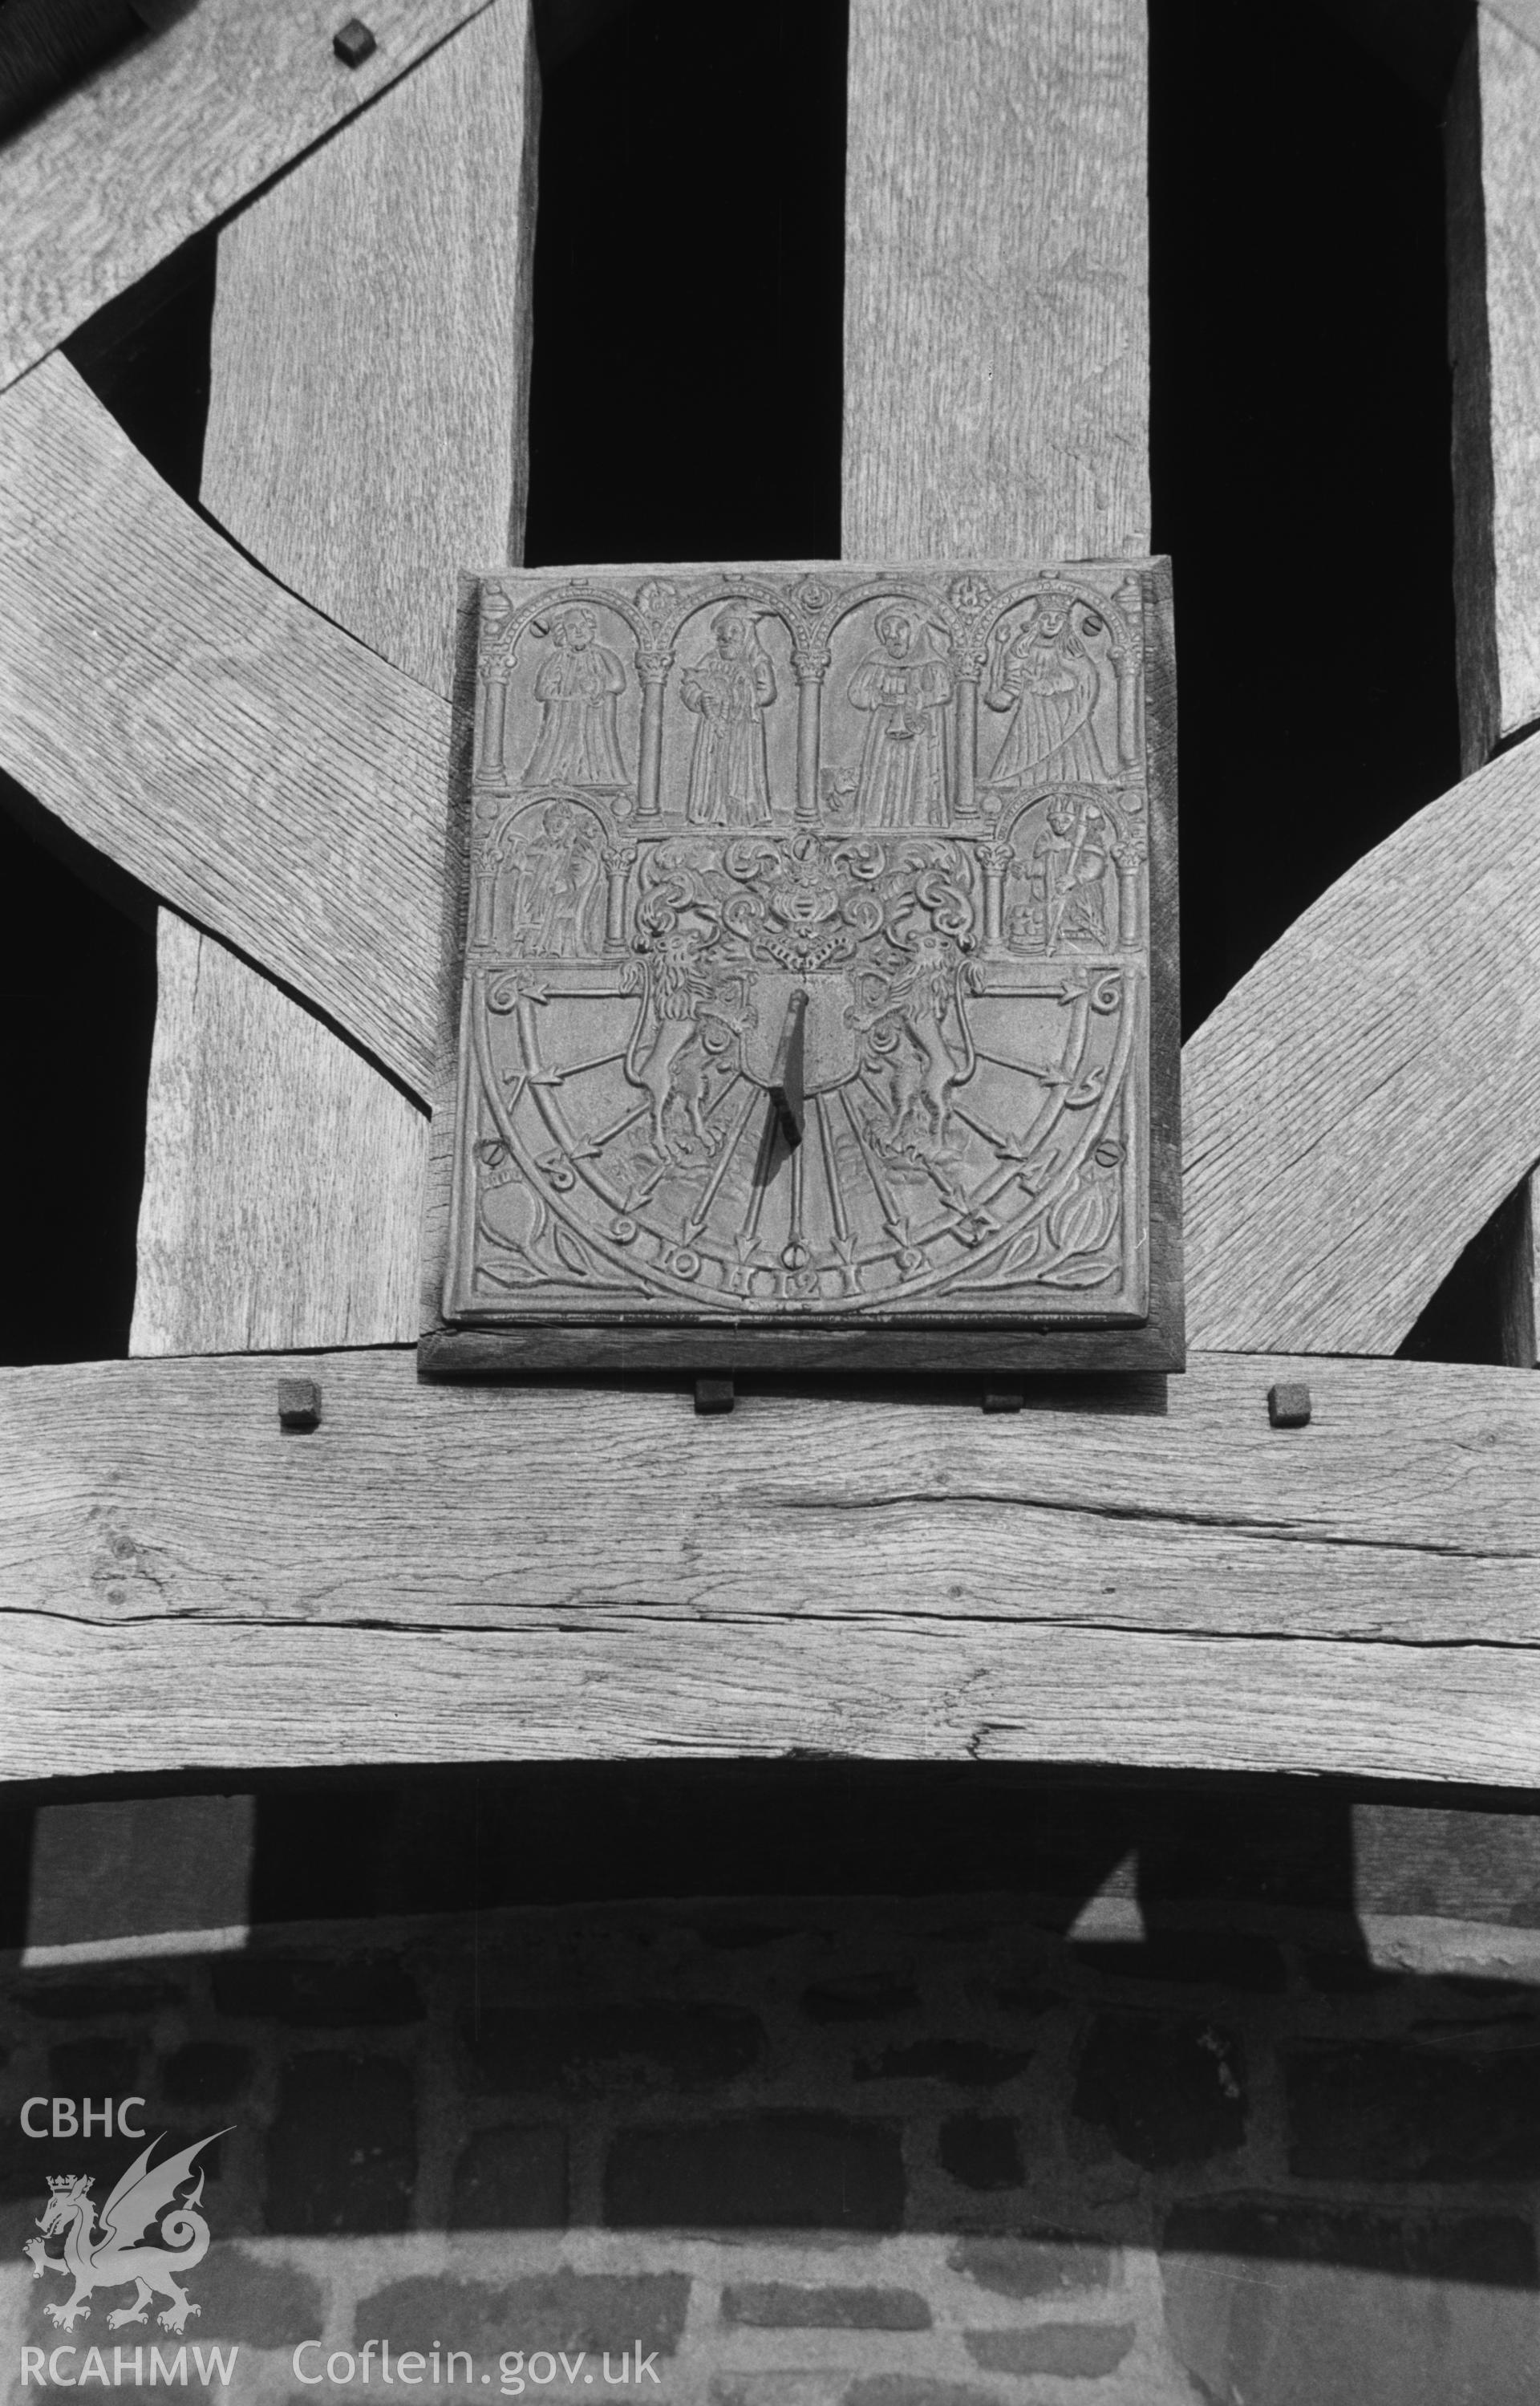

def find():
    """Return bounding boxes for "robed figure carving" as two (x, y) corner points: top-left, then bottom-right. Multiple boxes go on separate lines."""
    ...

(505, 800), (604, 956)
(1029, 794), (1112, 950)
(681, 604), (776, 825)
(522, 605), (629, 786)
(985, 595), (1112, 787)
(847, 606), (953, 826)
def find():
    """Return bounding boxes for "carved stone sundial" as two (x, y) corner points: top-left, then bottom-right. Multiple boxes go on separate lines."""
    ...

(425, 559), (1181, 1374)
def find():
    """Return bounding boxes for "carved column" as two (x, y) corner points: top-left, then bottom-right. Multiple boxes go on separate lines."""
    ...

(471, 801), (505, 946)
(792, 647), (829, 824)
(979, 839), (1013, 951)
(476, 667), (510, 780)
(1112, 576), (1142, 769)
(635, 649), (672, 819)
(602, 844), (638, 951)
(953, 662), (981, 818)
(1113, 837), (1145, 946)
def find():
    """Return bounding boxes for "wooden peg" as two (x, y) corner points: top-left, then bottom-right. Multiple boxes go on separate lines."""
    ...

(278, 1376), (322, 1431)
(983, 1388), (1024, 1414)
(333, 17), (377, 66)
(695, 1375), (735, 1416)
(1267, 1380), (1311, 1428)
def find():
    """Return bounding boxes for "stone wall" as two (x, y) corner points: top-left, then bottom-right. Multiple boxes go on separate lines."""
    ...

(2, 1896), (1538, 2406)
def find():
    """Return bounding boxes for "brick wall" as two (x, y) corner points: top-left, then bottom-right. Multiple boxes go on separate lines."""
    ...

(2, 1897), (1538, 2406)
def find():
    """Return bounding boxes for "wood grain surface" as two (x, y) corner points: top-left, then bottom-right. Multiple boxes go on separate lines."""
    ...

(4, 1348), (1538, 1640)
(1488, 0), (1540, 51)
(0, 0), (496, 393)
(3, 1617), (1535, 1785)
(842, 0), (1149, 561)
(1447, 6), (1540, 768)
(134, 2), (536, 1356)
(0, 353), (450, 1097)
(2, 1348), (1538, 1781)
(1183, 728), (1540, 1354)
(132, 915), (426, 1355)
(1445, 4), (1540, 1362)
(201, 0), (537, 700)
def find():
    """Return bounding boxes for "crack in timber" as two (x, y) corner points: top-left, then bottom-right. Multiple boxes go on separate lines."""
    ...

(4, 1605), (1538, 1655)
(764, 1486), (1540, 1563)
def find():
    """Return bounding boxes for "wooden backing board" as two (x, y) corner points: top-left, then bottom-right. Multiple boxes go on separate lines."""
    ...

(0, 353), (451, 1098)
(0, 0), (497, 394)
(1182, 727), (1540, 1355)
(132, 914), (426, 1355)
(843, 0), (1149, 562)
(2, 1347), (1538, 1781)
(132, 0), (537, 1355)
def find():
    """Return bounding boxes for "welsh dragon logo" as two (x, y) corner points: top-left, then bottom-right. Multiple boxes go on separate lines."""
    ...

(24, 2129), (227, 2334)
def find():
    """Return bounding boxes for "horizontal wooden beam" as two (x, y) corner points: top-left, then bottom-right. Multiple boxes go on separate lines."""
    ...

(0, 0), (496, 393)
(4, 1349), (1538, 1782)
(6, 1615), (1536, 1785)
(1183, 728), (1540, 1354)
(0, 354), (449, 1094)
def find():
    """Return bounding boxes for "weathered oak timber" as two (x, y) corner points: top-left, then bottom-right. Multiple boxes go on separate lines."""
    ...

(0, 0), (497, 394)
(132, 1), (537, 1356)
(132, 915), (426, 1355)
(1183, 728), (1540, 1355)
(2, 1348), (1538, 1781)
(3, 1349), (1538, 1639)
(0, 353), (450, 1098)
(5, 1618), (1538, 1785)
(201, 2), (537, 701)
(1447, 4), (1540, 770)
(1443, 2), (1540, 1365)
(843, 0), (1149, 561)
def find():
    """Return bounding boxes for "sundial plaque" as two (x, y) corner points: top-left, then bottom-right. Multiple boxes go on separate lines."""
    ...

(424, 560), (1181, 1375)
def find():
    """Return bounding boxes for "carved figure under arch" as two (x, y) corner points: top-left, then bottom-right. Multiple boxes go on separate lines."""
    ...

(522, 605), (630, 788)
(501, 799), (605, 956)
(680, 604), (777, 826)
(984, 593), (1116, 788)
(846, 604), (954, 827)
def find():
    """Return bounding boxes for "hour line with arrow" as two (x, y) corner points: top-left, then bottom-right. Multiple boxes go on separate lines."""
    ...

(522, 979), (637, 1003)
(683, 1080), (761, 1239)
(837, 1089), (915, 1258)
(565, 1099), (651, 1160)
(981, 974), (1086, 1003)
(529, 1043), (630, 1085)
(971, 1042), (1069, 1084)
